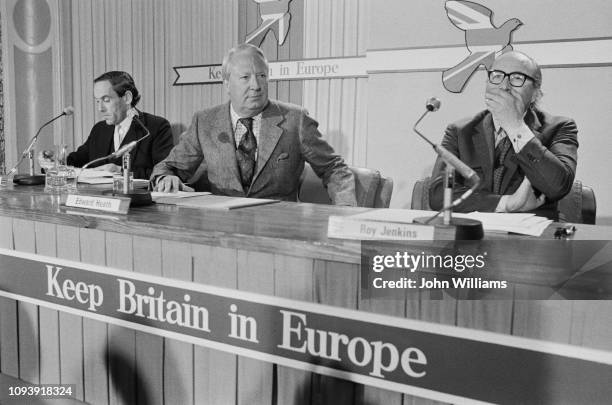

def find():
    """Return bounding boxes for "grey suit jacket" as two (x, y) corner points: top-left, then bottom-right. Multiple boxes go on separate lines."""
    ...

(430, 108), (578, 219)
(151, 100), (357, 205)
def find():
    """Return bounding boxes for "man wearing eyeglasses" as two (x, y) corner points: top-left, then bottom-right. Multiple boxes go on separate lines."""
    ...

(430, 51), (578, 219)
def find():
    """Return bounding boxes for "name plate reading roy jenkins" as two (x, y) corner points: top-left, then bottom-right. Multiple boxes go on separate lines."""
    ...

(328, 215), (435, 240)
(65, 194), (130, 214)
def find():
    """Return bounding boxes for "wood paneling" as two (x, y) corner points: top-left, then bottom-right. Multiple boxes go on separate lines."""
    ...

(35, 222), (61, 385)
(0, 216), (18, 378)
(193, 245), (238, 405)
(56, 224), (85, 401)
(80, 228), (109, 405)
(13, 219), (39, 384)
(161, 240), (192, 405)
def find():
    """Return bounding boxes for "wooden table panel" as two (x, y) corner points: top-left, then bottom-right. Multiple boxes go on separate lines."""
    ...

(193, 245), (238, 405)
(0, 216), (18, 378)
(80, 228), (109, 405)
(56, 224), (85, 401)
(274, 256), (315, 405)
(160, 239), (192, 405)
(13, 219), (40, 385)
(35, 221), (61, 385)
(237, 250), (275, 405)
(106, 232), (136, 405)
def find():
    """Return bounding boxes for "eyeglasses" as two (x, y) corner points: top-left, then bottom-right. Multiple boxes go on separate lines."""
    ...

(487, 70), (536, 88)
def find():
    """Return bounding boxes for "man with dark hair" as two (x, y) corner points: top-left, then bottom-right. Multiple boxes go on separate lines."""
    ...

(430, 51), (578, 219)
(67, 71), (174, 179)
(152, 44), (356, 205)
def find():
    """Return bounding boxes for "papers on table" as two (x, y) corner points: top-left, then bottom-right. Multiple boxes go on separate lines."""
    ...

(152, 192), (279, 210)
(75, 169), (149, 188)
(151, 191), (211, 203)
(76, 168), (115, 184)
(340, 209), (552, 237)
(455, 212), (552, 237)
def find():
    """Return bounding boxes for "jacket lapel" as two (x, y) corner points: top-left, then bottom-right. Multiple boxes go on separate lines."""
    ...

(98, 124), (115, 157)
(474, 113), (495, 189)
(251, 101), (284, 185)
(211, 103), (244, 194)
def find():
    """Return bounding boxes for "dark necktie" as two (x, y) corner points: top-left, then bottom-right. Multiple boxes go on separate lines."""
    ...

(493, 131), (512, 194)
(236, 118), (257, 190)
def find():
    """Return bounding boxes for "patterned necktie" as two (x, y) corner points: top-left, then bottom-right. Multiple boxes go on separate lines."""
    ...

(493, 130), (512, 194)
(236, 117), (257, 190)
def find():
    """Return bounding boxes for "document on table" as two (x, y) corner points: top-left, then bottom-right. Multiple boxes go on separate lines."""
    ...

(76, 168), (115, 184)
(153, 193), (279, 210)
(151, 191), (212, 204)
(345, 209), (552, 237)
(457, 212), (552, 237)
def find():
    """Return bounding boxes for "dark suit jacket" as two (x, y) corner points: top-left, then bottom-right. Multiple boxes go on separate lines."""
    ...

(67, 111), (174, 179)
(151, 100), (357, 205)
(430, 109), (578, 219)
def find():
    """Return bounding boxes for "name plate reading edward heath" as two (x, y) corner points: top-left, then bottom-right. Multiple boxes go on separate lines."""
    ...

(328, 216), (435, 240)
(65, 194), (130, 214)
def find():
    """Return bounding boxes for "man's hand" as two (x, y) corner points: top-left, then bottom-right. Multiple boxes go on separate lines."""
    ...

(502, 177), (546, 212)
(484, 87), (525, 131)
(91, 163), (122, 173)
(154, 175), (194, 193)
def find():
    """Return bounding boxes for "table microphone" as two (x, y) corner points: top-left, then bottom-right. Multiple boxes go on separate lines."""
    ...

(80, 112), (151, 170)
(412, 97), (483, 239)
(10, 106), (75, 185)
(81, 111), (153, 206)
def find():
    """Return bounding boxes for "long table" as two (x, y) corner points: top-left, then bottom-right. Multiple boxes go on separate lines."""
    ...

(0, 185), (611, 405)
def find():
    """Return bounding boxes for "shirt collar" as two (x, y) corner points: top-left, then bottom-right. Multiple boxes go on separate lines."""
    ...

(230, 104), (262, 131)
(117, 108), (137, 132)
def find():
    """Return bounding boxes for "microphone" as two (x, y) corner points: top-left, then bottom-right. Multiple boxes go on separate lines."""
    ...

(426, 97), (441, 112)
(412, 98), (483, 239)
(92, 110), (153, 207)
(9, 106), (75, 185)
(81, 111), (151, 169)
(111, 113), (151, 158)
(413, 98), (480, 186)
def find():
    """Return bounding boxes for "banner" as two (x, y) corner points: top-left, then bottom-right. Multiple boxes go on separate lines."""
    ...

(1, 248), (611, 404)
(173, 57), (367, 85)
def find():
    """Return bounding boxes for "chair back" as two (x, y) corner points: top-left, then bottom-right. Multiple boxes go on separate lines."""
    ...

(411, 176), (432, 210)
(298, 163), (393, 208)
(558, 180), (597, 224)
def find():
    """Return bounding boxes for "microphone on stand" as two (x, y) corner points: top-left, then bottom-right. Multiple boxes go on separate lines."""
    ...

(10, 106), (75, 185)
(412, 97), (483, 240)
(79, 110), (153, 207)
(80, 112), (151, 171)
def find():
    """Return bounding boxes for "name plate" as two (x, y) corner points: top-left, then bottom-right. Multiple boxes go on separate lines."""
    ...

(328, 216), (435, 240)
(65, 194), (130, 214)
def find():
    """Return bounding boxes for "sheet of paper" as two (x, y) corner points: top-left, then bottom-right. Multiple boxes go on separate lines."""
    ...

(167, 194), (279, 210)
(78, 177), (114, 184)
(151, 191), (211, 202)
(349, 209), (552, 237)
(76, 168), (116, 179)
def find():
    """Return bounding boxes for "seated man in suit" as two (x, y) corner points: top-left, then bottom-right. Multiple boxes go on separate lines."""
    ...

(67, 71), (174, 179)
(152, 43), (357, 205)
(430, 51), (578, 219)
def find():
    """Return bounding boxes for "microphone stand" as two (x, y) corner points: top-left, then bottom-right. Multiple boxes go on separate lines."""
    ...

(9, 109), (73, 185)
(97, 114), (153, 206)
(412, 99), (483, 240)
